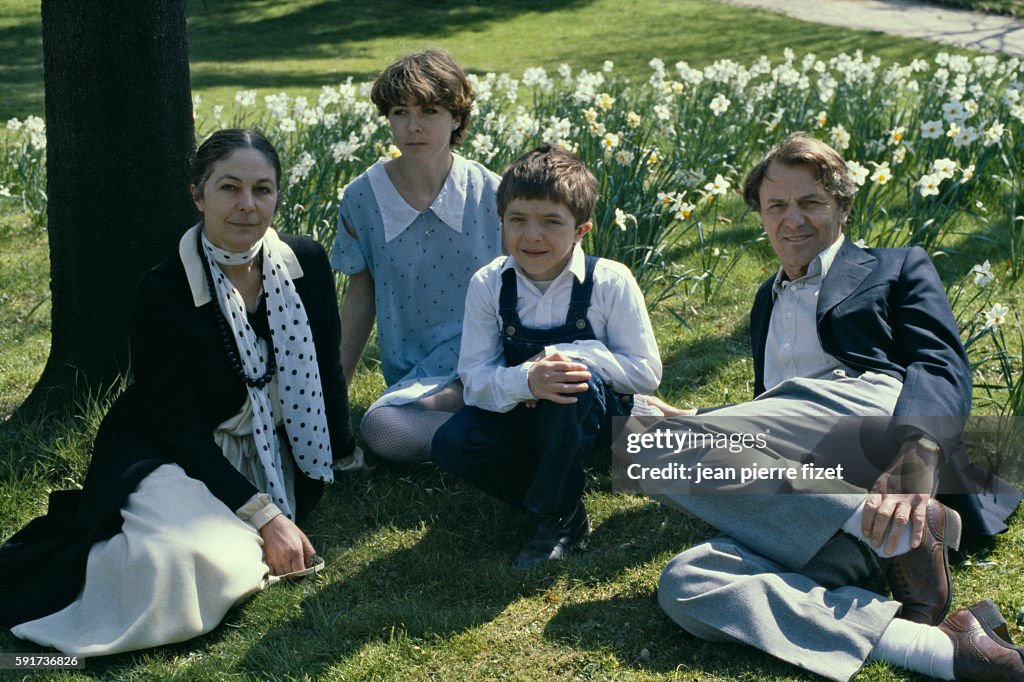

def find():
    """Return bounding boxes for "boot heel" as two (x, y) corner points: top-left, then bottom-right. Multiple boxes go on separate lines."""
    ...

(970, 599), (1013, 644)
(943, 505), (962, 552)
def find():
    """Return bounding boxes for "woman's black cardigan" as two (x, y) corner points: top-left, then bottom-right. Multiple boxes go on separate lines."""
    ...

(0, 234), (354, 627)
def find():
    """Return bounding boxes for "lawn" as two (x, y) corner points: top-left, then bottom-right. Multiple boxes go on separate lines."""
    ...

(1, 1), (1023, 681)
(0, 0), (979, 122)
(925, 0), (1024, 17)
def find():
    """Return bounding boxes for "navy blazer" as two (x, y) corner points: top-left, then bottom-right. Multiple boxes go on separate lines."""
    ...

(749, 238), (1020, 536)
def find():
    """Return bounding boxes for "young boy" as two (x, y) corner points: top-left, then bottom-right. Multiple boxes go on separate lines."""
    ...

(431, 144), (662, 570)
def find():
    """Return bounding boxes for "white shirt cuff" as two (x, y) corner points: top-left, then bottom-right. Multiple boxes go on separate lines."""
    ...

(515, 362), (536, 401)
(236, 492), (283, 529)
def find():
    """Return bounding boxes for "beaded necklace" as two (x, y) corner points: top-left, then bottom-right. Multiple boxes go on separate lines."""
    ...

(197, 228), (277, 388)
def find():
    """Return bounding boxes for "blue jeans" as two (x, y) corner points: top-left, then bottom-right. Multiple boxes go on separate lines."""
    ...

(432, 365), (630, 518)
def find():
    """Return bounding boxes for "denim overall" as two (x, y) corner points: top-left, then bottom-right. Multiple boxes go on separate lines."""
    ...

(432, 256), (632, 518)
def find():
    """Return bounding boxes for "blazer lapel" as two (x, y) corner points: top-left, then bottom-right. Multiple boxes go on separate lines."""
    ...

(816, 238), (876, 323)
(750, 276), (775, 395)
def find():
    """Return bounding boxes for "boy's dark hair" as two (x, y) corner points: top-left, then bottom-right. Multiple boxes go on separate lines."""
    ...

(742, 132), (857, 212)
(370, 49), (474, 146)
(497, 144), (598, 226)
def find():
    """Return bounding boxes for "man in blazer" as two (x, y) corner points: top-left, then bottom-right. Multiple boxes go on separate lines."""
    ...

(650, 133), (1023, 681)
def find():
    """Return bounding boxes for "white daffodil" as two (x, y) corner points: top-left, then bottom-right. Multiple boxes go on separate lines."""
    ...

(675, 201), (696, 221)
(917, 173), (942, 197)
(870, 162), (893, 185)
(942, 99), (966, 122)
(952, 125), (978, 148)
(288, 152), (315, 183)
(471, 134), (495, 160)
(971, 260), (995, 287)
(931, 158), (958, 180)
(23, 116), (45, 134)
(709, 93), (731, 116)
(846, 160), (869, 186)
(614, 208), (636, 231)
(984, 303), (1010, 328)
(330, 135), (362, 163)
(704, 174), (731, 196)
(983, 120), (1005, 146)
(829, 124), (851, 151)
(920, 120), (943, 139)
(235, 90), (257, 107)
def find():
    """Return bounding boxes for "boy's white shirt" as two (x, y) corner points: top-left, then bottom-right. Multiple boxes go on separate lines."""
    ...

(458, 245), (662, 413)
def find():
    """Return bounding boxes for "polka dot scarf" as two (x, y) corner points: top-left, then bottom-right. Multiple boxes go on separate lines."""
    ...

(201, 228), (333, 519)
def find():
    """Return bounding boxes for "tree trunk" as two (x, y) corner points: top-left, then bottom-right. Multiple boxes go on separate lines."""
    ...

(25, 0), (196, 412)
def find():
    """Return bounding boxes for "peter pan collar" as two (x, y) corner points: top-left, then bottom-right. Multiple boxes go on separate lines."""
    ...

(179, 223), (304, 307)
(368, 153), (469, 243)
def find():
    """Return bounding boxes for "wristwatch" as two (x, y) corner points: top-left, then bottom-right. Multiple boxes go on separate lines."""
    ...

(911, 434), (942, 455)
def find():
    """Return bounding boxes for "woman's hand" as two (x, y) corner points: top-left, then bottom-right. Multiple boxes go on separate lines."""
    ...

(259, 514), (316, 577)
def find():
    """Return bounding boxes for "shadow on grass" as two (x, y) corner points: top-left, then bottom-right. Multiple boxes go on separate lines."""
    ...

(0, 20), (43, 121)
(657, 315), (753, 398)
(220, 461), (713, 678)
(187, 0), (593, 61)
(186, 0), (595, 92)
(542, 592), (823, 680)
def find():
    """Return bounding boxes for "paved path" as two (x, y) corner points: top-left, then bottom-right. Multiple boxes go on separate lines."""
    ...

(718, 0), (1024, 56)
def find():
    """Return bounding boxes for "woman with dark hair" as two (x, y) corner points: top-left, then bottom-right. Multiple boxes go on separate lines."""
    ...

(0, 129), (356, 655)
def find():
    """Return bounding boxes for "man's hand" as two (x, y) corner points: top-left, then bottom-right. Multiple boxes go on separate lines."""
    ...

(526, 351), (591, 404)
(861, 439), (941, 554)
(260, 514), (317, 578)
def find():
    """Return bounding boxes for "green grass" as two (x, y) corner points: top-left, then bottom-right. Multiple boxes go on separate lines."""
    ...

(0, 0), (981, 121)
(0, 213), (49, 418)
(923, 0), (1024, 17)
(2, 1), (1024, 680)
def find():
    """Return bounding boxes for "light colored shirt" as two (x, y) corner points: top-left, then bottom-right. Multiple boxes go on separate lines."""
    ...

(331, 154), (502, 405)
(459, 246), (662, 413)
(763, 235), (854, 391)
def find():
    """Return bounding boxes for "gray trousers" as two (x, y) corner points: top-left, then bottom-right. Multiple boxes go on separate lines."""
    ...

(651, 371), (904, 681)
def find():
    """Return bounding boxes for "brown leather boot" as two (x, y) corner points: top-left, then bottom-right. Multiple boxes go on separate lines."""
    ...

(886, 498), (962, 625)
(939, 600), (1024, 681)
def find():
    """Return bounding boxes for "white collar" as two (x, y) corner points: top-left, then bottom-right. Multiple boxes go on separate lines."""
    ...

(180, 223), (304, 307)
(368, 153), (469, 243)
(504, 243), (587, 285)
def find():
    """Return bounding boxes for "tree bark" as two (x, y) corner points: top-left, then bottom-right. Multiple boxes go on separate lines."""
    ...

(26, 0), (196, 411)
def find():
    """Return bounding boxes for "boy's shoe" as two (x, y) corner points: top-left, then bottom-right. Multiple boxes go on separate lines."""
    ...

(512, 500), (591, 570)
